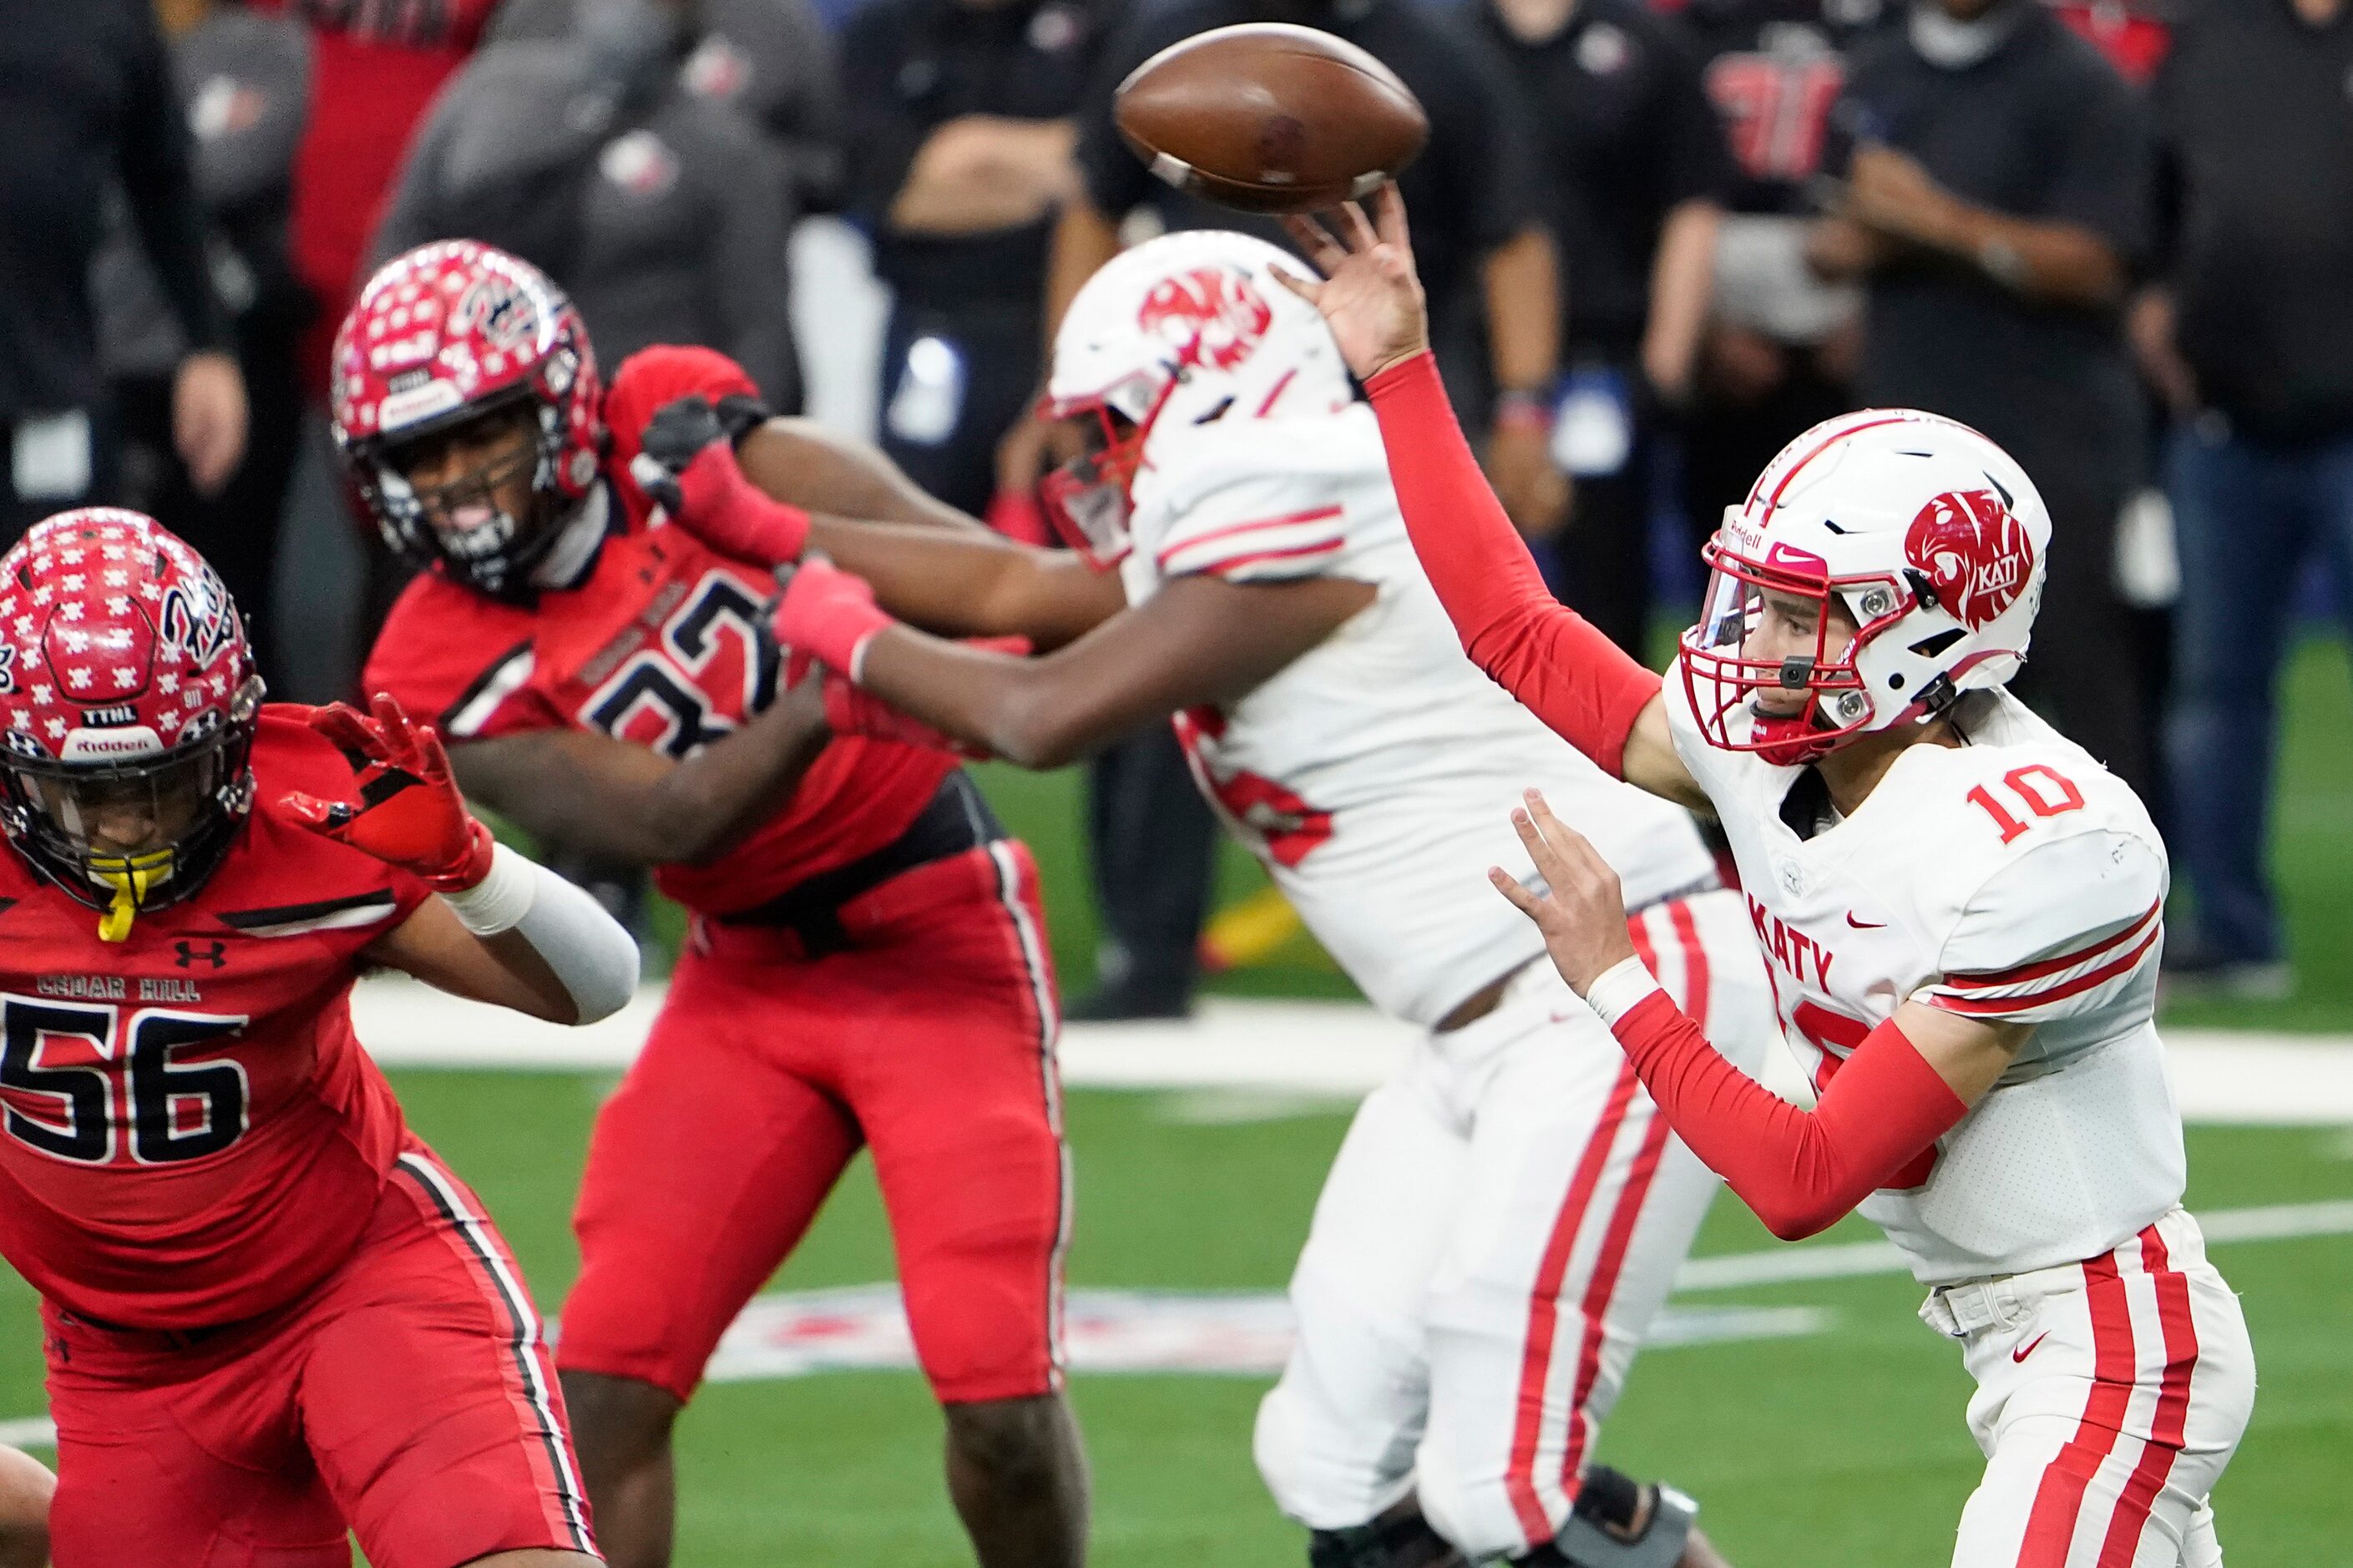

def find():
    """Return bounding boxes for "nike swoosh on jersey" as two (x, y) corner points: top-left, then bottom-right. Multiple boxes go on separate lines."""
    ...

(1846, 913), (1887, 928)
(2011, 1331), (2050, 1363)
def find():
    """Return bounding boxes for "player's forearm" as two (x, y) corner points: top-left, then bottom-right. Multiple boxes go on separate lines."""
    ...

(452, 700), (830, 868)
(452, 849), (643, 1024)
(810, 517), (1117, 650)
(1587, 966), (1968, 1240)
(640, 693), (836, 864)
(856, 631), (1104, 769)
(1364, 352), (1662, 777)
(737, 421), (982, 533)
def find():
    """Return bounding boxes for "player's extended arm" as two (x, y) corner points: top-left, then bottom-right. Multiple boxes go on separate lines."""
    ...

(283, 697), (641, 1026)
(447, 672), (833, 869)
(775, 556), (1374, 769)
(635, 393), (1126, 650)
(1275, 191), (1703, 810)
(812, 518), (1126, 653)
(1496, 792), (2022, 1241)
(737, 415), (980, 533)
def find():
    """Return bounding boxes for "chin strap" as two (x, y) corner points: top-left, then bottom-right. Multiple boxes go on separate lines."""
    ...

(92, 850), (174, 943)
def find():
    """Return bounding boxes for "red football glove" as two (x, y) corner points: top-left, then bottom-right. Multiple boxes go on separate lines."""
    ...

(771, 555), (894, 679)
(630, 393), (812, 567)
(281, 694), (498, 893)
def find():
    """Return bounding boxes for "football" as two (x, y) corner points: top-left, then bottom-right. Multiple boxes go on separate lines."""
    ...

(1112, 23), (1430, 215)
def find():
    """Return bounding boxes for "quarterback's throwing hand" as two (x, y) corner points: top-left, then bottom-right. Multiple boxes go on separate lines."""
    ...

(281, 694), (497, 893)
(630, 392), (812, 568)
(1271, 184), (1432, 384)
(1490, 789), (1640, 996)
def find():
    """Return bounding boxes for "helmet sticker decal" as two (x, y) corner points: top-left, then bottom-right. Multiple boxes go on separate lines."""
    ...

(1905, 488), (2033, 630)
(1136, 266), (1273, 372)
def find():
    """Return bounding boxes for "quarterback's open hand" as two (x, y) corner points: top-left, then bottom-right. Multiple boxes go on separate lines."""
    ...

(281, 694), (496, 893)
(630, 392), (811, 568)
(1272, 184), (1432, 384)
(1490, 789), (1640, 996)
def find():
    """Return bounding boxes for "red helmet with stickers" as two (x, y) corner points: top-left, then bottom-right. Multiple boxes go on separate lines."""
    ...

(330, 240), (605, 596)
(0, 510), (263, 940)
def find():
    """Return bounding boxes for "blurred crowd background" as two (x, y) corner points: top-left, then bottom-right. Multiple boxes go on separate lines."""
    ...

(6, 0), (2347, 1015)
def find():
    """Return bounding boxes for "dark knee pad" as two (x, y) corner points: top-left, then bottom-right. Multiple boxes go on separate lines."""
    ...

(1526, 1466), (1698, 1568)
(1308, 1510), (1465, 1568)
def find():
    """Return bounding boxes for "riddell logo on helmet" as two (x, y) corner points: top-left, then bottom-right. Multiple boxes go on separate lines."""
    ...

(1137, 267), (1273, 372)
(1905, 489), (2032, 630)
(60, 728), (163, 761)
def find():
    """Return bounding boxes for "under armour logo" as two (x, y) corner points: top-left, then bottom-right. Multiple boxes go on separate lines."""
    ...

(174, 939), (227, 969)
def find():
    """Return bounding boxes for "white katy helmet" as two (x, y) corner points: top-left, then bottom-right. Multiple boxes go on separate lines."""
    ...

(1683, 407), (2052, 766)
(1040, 229), (1354, 565)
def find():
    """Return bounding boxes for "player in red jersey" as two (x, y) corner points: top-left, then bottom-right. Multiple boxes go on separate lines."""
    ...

(0, 507), (643, 1566)
(334, 242), (1085, 1568)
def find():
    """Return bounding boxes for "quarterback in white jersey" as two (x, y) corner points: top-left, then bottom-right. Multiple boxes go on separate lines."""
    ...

(670, 228), (1779, 1567)
(1287, 187), (2255, 1568)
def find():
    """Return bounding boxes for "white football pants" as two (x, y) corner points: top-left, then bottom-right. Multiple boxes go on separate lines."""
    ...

(1254, 888), (1778, 1560)
(1928, 1206), (2255, 1568)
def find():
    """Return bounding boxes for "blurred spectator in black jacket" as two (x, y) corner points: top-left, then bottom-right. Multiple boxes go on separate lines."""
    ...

(374, 0), (805, 410)
(1676, 0), (1880, 565)
(492, 0), (849, 211)
(1481, 0), (1734, 654)
(2142, 0), (2353, 995)
(1810, 0), (2157, 795)
(97, 1), (309, 690)
(0, 0), (245, 543)
(845, 0), (1101, 516)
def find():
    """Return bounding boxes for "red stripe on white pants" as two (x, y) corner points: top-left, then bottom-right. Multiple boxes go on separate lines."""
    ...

(2094, 1227), (2201, 1566)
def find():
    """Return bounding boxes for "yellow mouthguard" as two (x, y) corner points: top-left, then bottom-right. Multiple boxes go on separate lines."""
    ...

(92, 850), (175, 943)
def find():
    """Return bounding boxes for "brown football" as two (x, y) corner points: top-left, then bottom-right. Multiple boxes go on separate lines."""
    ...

(1113, 23), (1430, 215)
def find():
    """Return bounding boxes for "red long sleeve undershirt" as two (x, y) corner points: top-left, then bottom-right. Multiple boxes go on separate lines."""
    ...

(1608, 991), (1971, 1241)
(1365, 352), (1662, 778)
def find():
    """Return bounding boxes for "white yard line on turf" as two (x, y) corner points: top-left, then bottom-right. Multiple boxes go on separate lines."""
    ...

(353, 978), (2353, 1125)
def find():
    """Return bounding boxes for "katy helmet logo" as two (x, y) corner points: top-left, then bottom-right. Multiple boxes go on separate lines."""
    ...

(453, 275), (543, 354)
(1137, 266), (1273, 372)
(1905, 488), (2032, 630)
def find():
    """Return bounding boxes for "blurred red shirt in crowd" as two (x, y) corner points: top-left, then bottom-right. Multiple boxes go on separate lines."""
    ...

(248, 0), (502, 392)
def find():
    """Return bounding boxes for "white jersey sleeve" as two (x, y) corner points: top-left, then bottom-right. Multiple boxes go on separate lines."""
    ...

(1131, 420), (1386, 585)
(1915, 831), (2167, 1025)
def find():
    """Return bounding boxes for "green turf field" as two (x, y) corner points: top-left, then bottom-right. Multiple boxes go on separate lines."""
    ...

(2, 1083), (2338, 1563)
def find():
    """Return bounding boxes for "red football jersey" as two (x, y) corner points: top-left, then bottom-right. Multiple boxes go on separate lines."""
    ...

(364, 345), (955, 918)
(0, 711), (430, 1329)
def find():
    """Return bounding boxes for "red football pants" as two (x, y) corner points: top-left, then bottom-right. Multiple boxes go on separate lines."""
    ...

(43, 1142), (594, 1568)
(558, 842), (1068, 1405)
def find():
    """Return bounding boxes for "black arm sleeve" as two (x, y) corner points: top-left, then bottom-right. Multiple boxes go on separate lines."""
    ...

(119, 3), (229, 355)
